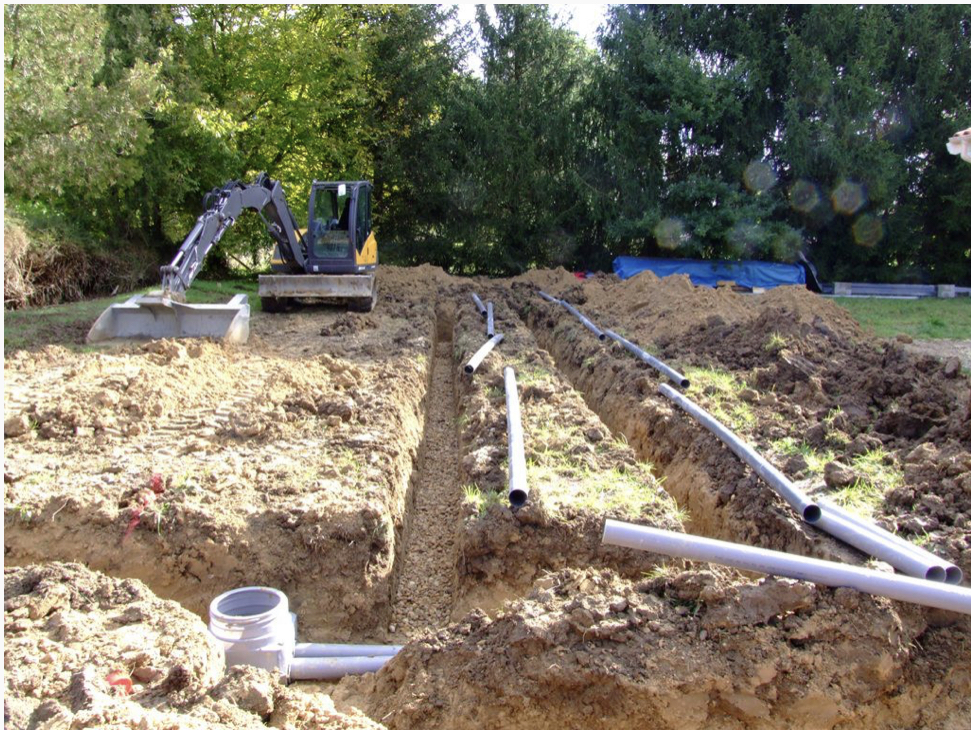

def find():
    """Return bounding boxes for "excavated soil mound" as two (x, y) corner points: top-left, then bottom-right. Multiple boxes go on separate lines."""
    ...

(4, 290), (436, 639)
(535, 271), (862, 348)
(339, 567), (970, 730)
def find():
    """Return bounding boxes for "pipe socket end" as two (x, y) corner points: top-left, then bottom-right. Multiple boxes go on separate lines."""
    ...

(597, 333), (607, 341)
(463, 364), (474, 375)
(926, 566), (948, 583)
(679, 379), (690, 388)
(509, 489), (528, 508)
(945, 566), (964, 585)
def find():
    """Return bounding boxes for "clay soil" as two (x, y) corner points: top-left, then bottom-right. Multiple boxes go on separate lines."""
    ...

(5, 266), (971, 729)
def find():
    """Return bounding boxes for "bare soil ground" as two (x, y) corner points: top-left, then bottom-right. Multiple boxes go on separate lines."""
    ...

(5, 266), (971, 729)
(902, 338), (971, 372)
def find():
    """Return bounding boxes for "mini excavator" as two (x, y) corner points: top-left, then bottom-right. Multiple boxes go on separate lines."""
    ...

(87, 173), (377, 344)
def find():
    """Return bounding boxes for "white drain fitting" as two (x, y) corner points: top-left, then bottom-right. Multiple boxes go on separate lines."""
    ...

(209, 586), (403, 681)
(209, 586), (295, 675)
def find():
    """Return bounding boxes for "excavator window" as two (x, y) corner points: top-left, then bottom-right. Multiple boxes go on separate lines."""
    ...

(312, 188), (352, 259)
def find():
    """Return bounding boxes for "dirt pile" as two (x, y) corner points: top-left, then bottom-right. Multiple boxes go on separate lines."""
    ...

(339, 567), (968, 730)
(533, 271), (863, 349)
(4, 296), (436, 639)
(3, 562), (383, 729)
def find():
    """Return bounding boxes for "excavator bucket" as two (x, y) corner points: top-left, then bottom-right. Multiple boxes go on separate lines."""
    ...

(86, 293), (250, 344)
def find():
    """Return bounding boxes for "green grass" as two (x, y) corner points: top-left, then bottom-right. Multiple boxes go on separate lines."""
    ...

(835, 297), (971, 340)
(771, 437), (835, 477)
(4, 277), (260, 352)
(685, 366), (757, 433)
(771, 440), (902, 518)
(829, 448), (903, 518)
(527, 454), (681, 520)
(462, 484), (505, 517)
(764, 332), (788, 353)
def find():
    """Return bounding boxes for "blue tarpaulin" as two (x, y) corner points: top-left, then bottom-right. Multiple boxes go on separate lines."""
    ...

(612, 256), (806, 290)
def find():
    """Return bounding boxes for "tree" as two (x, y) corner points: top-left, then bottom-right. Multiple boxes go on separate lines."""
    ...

(626, 4), (971, 283)
(4, 4), (158, 200)
(446, 5), (595, 274)
(593, 6), (800, 265)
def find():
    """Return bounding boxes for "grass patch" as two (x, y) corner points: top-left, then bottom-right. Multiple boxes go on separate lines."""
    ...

(462, 484), (504, 517)
(685, 366), (756, 433)
(835, 297), (971, 340)
(828, 448), (903, 518)
(527, 452), (683, 522)
(764, 332), (788, 353)
(770, 437), (835, 477)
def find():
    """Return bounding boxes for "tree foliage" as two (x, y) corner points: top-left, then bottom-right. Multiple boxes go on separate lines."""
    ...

(4, 4), (969, 289)
(4, 4), (158, 199)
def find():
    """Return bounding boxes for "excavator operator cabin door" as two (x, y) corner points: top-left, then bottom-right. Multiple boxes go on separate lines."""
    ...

(309, 184), (353, 267)
(355, 185), (371, 253)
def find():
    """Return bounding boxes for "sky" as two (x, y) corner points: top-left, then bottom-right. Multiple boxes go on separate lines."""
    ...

(452, 3), (611, 74)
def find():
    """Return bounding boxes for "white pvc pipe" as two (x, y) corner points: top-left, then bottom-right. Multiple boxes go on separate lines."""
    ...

(290, 655), (392, 680)
(487, 301), (495, 337)
(504, 366), (528, 507)
(537, 290), (559, 303)
(657, 384), (957, 583)
(295, 643), (402, 658)
(606, 330), (689, 388)
(471, 292), (487, 317)
(464, 334), (504, 374)
(659, 384), (821, 521)
(602, 520), (971, 615)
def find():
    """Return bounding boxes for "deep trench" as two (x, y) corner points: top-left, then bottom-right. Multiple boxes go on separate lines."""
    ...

(389, 306), (463, 636)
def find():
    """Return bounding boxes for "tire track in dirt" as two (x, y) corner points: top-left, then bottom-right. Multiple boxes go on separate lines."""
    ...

(390, 310), (461, 636)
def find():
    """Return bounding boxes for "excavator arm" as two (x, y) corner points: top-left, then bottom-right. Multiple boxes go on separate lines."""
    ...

(161, 173), (306, 298)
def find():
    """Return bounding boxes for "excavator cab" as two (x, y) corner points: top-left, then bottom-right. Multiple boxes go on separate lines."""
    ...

(304, 181), (375, 272)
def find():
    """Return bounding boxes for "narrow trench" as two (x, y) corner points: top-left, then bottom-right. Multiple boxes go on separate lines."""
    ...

(517, 300), (825, 557)
(389, 307), (462, 637)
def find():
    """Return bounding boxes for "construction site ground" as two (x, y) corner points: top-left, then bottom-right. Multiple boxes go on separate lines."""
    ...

(4, 266), (970, 729)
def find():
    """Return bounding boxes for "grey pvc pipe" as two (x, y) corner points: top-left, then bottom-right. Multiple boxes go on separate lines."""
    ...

(659, 384), (821, 522)
(294, 643), (402, 658)
(819, 498), (962, 585)
(606, 330), (689, 388)
(658, 383), (956, 583)
(471, 292), (487, 317)
(537, 290), (559, 304)
(504, 366), (528, 508)
(560, 301), (607, 341)
(602, 519), (971, 615)
(464, 334), (504, 374)
(813, 510), (947, 581)
(487, 302), (495, 337)
(290, 655), (392, 680)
